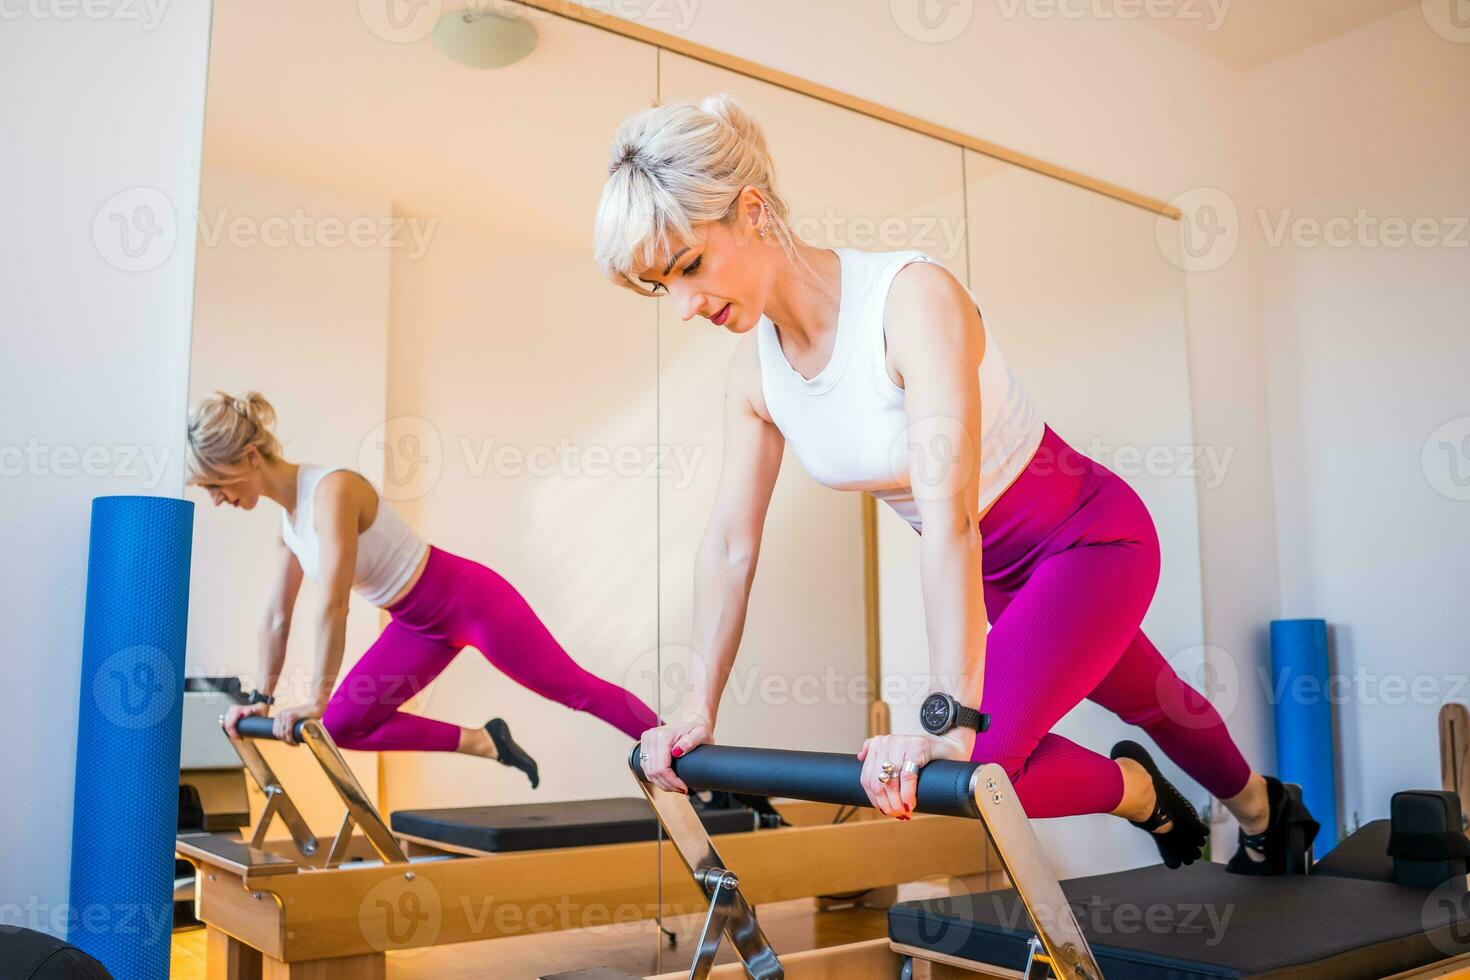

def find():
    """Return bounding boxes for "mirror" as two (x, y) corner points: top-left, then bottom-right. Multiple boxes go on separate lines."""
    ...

(182, 1), (669, 974)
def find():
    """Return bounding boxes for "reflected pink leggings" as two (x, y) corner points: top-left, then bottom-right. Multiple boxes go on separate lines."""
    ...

(322, 547), (658, 751)
(969, 425), (1252, 817)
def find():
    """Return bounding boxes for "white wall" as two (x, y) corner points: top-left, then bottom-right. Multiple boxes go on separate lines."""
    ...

(0, 5), (212, 934)
(1245, 8), (1470, 828)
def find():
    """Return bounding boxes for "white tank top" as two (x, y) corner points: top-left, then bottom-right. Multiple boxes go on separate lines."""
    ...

(755, 247), (1044, 532)
(280, 465), (429, 607)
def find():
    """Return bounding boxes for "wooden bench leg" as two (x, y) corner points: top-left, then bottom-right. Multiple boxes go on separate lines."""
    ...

(206, 926), (262, 980)
(260, 952), (386, 979)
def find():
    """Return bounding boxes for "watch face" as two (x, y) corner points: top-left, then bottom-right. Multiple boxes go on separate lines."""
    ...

(921, 694), (951, 732)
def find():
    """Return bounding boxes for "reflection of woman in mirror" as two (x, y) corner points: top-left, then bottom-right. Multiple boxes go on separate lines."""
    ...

(602, 95), (1315, 874)
(185, 392), (659, 788)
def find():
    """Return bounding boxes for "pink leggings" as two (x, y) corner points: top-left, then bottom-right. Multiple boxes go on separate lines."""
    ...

(969, 425), (1252, 817)
(322, 547), (658, 751)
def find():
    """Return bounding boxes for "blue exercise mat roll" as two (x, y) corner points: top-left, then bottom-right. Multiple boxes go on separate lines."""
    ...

(68, 496), (194, 980)
(1270, 618), (1339, 851)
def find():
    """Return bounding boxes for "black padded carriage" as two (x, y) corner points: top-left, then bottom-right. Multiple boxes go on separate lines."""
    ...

(390, 796), (759, 853)
(890, 836), (1470, 979)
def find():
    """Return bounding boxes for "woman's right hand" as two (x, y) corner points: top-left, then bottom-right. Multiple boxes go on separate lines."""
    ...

(638, 717), (714, 794)
(223, 701), (269, 739)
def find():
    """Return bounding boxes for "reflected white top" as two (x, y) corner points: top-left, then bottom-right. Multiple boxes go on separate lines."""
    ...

(280, 465), (428, 607)
(755, 247), (1044, 532)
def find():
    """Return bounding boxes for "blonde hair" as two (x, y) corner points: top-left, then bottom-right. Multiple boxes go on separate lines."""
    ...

(594, 94), (804, 293)
(186, 391), (282, 483)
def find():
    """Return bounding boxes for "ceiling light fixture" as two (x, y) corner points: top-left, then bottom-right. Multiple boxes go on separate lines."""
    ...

(432, 8), (538, 70)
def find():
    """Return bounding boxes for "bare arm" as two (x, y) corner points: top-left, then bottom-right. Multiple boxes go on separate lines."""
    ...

(858, 261), (988, 818)
(685, 335), (786, 726)
(889, 262), (988, 753)
(271, 472), (371, 743)
(258, 533), (304, 700)
(641, 336), (784, 793)
(306, 473), (368, 708)
(225, 534), (304, 737)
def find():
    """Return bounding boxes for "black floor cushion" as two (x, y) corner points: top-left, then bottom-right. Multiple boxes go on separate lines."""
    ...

(889, 860), (1470, 979)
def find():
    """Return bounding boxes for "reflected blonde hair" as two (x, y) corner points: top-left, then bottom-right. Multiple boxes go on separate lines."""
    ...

(186, 391), (282, 483)
(594, 94), (804, 293)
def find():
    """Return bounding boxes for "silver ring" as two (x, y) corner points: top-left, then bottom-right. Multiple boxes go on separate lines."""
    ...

(902, 760), (920, 775)
(879, 760), (897, 784)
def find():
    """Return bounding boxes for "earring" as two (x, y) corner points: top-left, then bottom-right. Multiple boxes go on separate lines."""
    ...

(758, 204), (770, 240)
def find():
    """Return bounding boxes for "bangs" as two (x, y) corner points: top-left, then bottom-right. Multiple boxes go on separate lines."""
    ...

(593, 160), (698, 295)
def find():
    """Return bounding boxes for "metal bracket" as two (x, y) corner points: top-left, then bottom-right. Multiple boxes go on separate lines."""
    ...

(631, 752), (1101, 980)
(973, 765), (1100, 980)
(632, 773), (783, 979)
(225, 717), (407, 868)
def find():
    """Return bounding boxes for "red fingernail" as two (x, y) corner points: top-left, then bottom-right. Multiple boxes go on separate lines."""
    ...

(671, 746), (684, 758)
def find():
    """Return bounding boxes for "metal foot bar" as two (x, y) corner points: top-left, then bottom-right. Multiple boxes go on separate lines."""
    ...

(227, 715), (407, 867)
(632, 759), (783, 979)
(629, 745), (1102, 980)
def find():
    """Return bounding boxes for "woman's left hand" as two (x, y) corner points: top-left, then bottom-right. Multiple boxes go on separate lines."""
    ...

(272, 700), (326, 746)
(857, 732), (972, 819)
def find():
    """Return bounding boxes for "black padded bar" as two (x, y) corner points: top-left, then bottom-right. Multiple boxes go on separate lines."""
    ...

(629, 743), (981, 819)
(233, 714), (308, 743)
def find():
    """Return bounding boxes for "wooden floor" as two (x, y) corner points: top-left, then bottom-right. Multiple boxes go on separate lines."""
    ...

(171, 896), (891, 979)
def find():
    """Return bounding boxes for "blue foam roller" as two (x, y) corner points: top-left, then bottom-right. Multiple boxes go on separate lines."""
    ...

(68, 496), (193, 980)
(1270, 618), (1339, 851)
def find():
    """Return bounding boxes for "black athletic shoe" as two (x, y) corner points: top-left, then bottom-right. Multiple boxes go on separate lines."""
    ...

(485, 718), (539, 789)
(1225, 775), (1319, 875)
(1110, 740), (1209, 869)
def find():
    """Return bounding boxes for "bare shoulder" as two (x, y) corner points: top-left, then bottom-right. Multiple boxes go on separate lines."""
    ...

(728, 331), (772, 423)
(885, 260), (983, 352)
(314, 469), (377, 522)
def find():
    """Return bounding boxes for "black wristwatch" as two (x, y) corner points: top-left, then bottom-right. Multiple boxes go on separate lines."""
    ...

(245, 689), (276, 706)
(920, 692), (989, 736)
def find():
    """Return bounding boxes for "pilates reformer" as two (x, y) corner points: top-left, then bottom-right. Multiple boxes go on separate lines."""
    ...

(176, 716), (995, 978)
(583, 740), (1470, 980)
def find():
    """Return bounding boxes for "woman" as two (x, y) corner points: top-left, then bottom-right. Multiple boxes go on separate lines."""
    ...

(598, 95), (1317, 873)
(188, 392), (659, 787)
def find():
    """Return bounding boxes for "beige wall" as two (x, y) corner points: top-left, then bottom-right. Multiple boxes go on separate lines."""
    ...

(380, 217), (660, 810)
(186, 167), (392, 830)
(1244, 7), (1470, 828)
